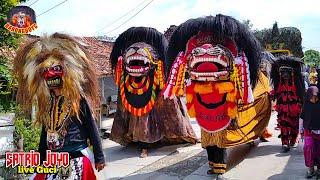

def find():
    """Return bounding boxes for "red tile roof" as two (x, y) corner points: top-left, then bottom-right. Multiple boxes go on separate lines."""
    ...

(74, 36), (113, 76)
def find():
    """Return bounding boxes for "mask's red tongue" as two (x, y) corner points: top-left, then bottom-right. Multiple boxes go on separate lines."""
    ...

(130, 66), (142, 69)
(196, 62), (218, 72)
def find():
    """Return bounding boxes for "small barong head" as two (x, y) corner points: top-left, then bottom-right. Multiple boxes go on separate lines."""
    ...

(270, 56), (305, 101)
(110, 27), (167, 117)
(163, 14), (262, 132)
(13, 33), (99, 124)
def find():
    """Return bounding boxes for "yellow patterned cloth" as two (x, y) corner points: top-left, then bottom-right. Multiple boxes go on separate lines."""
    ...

(201, 72), (271, 148)
(309, 72), (318, 85)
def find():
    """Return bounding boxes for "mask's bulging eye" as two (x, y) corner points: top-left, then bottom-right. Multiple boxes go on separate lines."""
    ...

(137, 48), (148, 57)
(126, 48), (136, 58)
(192, 48), (205, 56)
(53, 65), (62, 71)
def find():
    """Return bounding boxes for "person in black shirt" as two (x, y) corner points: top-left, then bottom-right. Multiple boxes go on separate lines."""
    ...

(13, 33), (105, 179)
(299, 86), (320, 179)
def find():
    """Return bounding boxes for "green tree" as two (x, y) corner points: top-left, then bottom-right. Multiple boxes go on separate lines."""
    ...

(0, 0), (26, 111)
(243, 19), (253, 30)
(304, 49), (320, 66)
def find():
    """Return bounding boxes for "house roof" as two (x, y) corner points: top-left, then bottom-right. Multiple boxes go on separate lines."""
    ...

(74, 36), (113, 76)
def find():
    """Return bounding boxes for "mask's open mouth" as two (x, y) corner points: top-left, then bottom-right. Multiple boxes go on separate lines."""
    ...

(46, 76), (62, 87)
(125, 55), (151, 76)
(196, 92), (227, 109)
(189, 56), (230, 81)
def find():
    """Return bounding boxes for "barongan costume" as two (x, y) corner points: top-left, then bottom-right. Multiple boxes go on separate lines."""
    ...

(270, 56), (304, 152)
(13, 33), (105, 179)
(163, 14), (271, 176)
(259, 51), (276, 140)
(109, 27), (197, 153)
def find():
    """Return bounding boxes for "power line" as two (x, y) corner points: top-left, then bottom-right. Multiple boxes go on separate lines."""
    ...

(28, 0), (40, 7)
(96, 0), (149, 33)
(37, 0), (68, 17)
(105, 0), (155, 35)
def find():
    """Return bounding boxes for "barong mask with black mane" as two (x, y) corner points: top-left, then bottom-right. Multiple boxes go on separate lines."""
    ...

(14, 33), (99, 150)
(112, 27), (166, 117)
(163, 15), (261, 132)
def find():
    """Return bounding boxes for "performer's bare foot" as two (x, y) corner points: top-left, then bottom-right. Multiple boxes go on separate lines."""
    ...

(140, 149), (148, 158)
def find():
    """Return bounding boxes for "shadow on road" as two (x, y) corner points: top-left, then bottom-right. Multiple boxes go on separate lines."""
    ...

(120, 141), (262, 179)
(267, 142), (306, 180)
(121, 150), (207, 180)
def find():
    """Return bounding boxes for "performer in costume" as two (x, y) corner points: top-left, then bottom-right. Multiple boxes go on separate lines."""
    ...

(109, 27), (197, 158)
(259, 51), (275, 142)
(163, 14), (271, 179)
(13, 33), (105, 179)
(270, 56), (304, 152)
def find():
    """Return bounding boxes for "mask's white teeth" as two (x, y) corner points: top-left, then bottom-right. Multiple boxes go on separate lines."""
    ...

(213, 58), (228, 67)
(190, 70), (228, 77)
(190, 56), (227, 68)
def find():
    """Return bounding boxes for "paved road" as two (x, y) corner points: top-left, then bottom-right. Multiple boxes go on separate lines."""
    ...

(97, 112), (307, 180)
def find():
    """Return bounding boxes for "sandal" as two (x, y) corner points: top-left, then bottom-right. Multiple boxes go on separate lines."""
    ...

(306, 169), (314, 179)
(216, 174), (225, 180)
(281, 145), (290, 153)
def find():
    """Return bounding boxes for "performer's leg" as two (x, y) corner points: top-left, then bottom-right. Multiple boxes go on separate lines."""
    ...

(280, 121), (290, 152)
(304, 133), (315, 178)
(206, 146), (216, 175)
(289, 126), (299, 147)
(212, 146), (227, 175)
(314, 135), (320, 170)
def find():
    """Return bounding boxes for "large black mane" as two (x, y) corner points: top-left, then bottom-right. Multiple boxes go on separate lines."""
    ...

(166, 14), (262, 88)
(110, 27), (168, 70)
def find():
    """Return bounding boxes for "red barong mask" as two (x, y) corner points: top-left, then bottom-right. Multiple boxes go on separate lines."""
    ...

(163, 32), (254, 132)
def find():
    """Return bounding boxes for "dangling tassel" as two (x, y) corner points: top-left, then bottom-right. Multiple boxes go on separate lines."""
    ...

(162, 52), (187, 99)
(145, 47), (165, 90)
(234, 52), (254, 104)
(155, 61), (165, 89)
(115, 56), (123, 86)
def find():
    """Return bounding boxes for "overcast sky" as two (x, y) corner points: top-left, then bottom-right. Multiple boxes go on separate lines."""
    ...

(20, 0), (320, 51)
